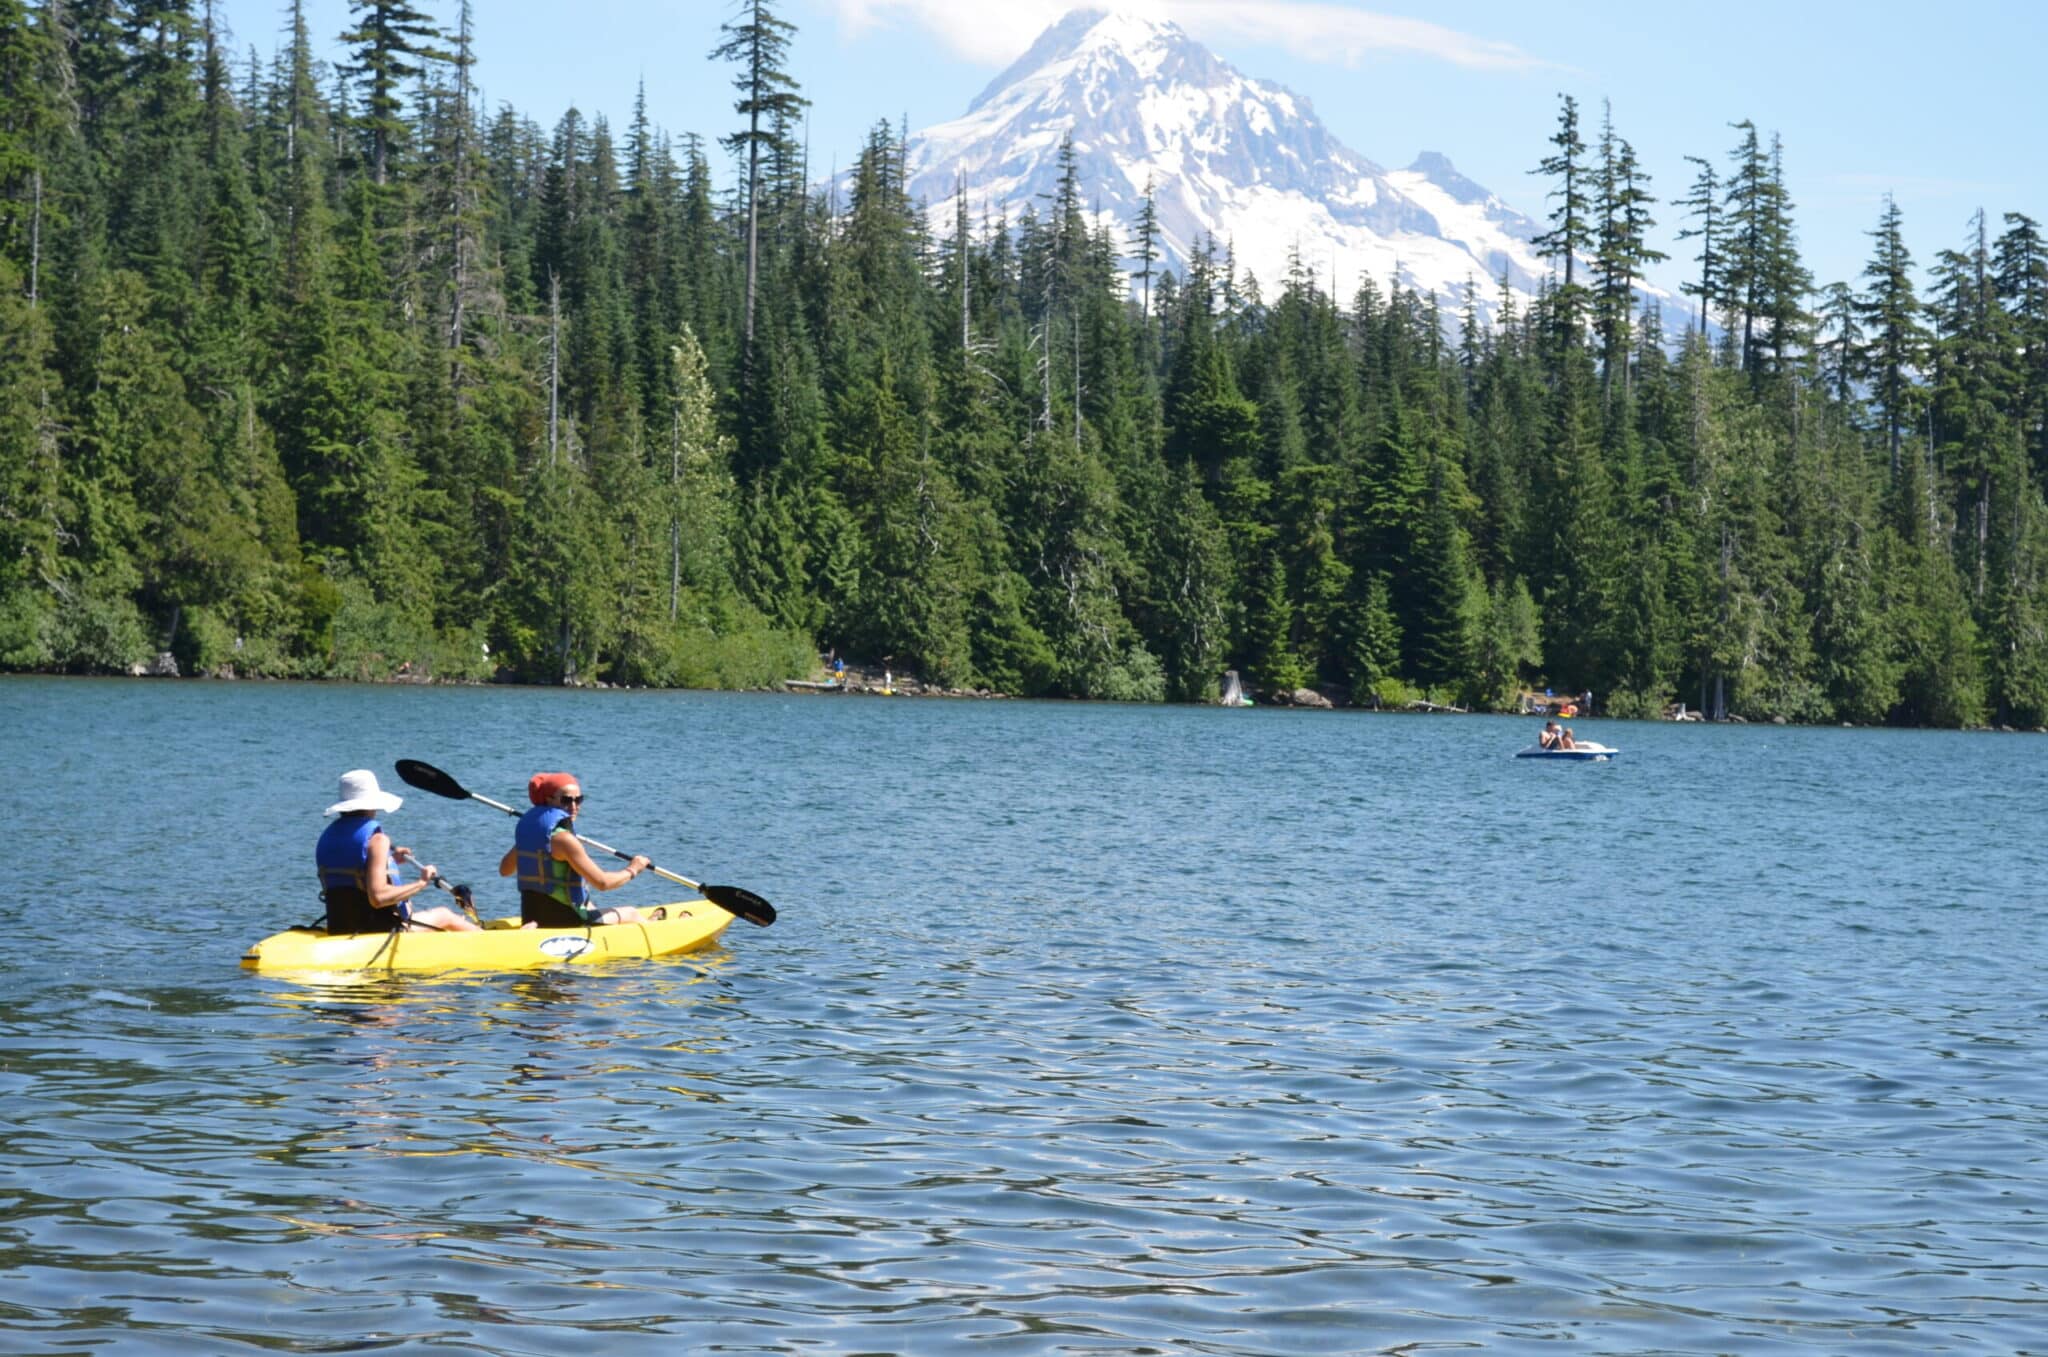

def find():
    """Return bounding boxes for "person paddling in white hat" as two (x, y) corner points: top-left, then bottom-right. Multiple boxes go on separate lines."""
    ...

(315, 770), (480, 934)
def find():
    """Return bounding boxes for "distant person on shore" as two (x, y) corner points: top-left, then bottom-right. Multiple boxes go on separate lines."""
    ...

(1538, 720), (1562, 750)
(316, 769), (481, 934)
(500, 771), (656, 928)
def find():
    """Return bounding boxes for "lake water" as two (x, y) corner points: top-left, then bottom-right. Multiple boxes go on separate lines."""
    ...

(3, 676), (2046, 1354)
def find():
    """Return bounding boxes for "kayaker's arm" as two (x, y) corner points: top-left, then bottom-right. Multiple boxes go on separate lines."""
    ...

(498, 846), (517, 877)
(556, 830), (649, 892)
(365, 832), (437, 911)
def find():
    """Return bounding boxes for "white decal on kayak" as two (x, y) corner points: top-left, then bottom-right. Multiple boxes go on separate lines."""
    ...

(539, 936), (593, 960)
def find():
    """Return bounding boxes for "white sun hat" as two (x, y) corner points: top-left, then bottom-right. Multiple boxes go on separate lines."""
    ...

(325, 768), (404, 816)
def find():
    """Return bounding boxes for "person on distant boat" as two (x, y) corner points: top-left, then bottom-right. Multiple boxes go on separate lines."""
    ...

(500, 771), (655, 928)
(1559, 727), (1578, 750)
(316, 769), (481, 934)
(1538, 720), (1562, 750)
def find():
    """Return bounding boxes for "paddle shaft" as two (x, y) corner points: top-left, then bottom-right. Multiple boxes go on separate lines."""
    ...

(417, 872), (481, 923)
(380, 858), (479, 928)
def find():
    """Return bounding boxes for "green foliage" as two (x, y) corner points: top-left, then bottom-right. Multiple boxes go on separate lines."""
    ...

(1341, 572), (1402, 695)
(178, 606), (238, 675)
(1599, 687), (1666, 721)
(1893, 542), (1987, 727)
(1140, 464), (1233, 701)
(656, 621), (815, 690)
(0, 13), (2031, 729)
(1100, 641), (1167, 703)
(0, 590), (49, 667)
(1363, 675), (1423, 709)
(50, 576), (153, 672)
(971, 567), (1059, 696)
(1469, 577), (1542, 711)
(326, 573), (439, 680)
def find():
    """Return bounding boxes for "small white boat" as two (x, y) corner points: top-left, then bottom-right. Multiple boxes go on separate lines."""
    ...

(1515, 742), (1620, 761)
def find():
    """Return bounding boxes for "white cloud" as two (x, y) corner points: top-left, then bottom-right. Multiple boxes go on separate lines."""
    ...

(1180, 2), (1548, 72)
(826, 0), (1087, 64)
(821, 0), (1549, 73)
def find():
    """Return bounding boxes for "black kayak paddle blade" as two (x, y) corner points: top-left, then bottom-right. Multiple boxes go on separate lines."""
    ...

(395, 759), (471, 801)
(702, 883), (776, 927)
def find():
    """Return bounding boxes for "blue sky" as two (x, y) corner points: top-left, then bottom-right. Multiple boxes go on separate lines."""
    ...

(212, 0), (2046, 296)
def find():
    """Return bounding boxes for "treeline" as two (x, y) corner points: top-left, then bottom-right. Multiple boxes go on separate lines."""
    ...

(1, 3), (2045, 726)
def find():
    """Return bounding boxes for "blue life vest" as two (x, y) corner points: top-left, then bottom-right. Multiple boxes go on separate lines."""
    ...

(317, 815), (390, 894)
(316, 814), (400, 933)
(514, 805), (589, 911)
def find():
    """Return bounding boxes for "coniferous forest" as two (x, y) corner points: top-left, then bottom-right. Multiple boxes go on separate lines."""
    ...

(3, 2), (2047, 727)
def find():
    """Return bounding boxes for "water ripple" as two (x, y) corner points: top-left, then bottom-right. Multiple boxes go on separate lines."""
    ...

(4, 679), (2047, 1351)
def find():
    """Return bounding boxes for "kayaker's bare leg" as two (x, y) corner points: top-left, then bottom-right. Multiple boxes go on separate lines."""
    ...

(407, 905), (482, 932)
(593, 905), (647, 925)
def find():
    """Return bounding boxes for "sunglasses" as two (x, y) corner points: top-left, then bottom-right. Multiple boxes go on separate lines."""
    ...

(559, 794), (584, 806)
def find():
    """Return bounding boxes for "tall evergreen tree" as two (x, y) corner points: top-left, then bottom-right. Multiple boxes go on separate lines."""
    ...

(1531, 93), (1592, 335)
(1674, 154), (1722, 336)
(710, 0), (805, 365)
(337, 0), (446, 186)
(1856, 194), (1931, 484)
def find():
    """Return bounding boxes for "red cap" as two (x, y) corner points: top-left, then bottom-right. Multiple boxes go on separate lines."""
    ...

(528, 771), (581, 806)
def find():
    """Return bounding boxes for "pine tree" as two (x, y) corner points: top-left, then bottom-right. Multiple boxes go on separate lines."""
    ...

(664, 326), (737, 623)
(1139, 461), (1232, 700)
(1856, 194), (1931, 484)
(0, 0), (63, 285)
(338, 0), (447, 186)
(1469, 577), (1541, 710)
(1994, 212), (2048, 482)
(1530, 93), (1592, 335)
(711, 0), (806, 367)
(1674, 154), (1722, 336)
(1721, 120), (1772, 374)
(1404, 452), (1477, 687)
(1591, 106), (1664, 403)
(1129, 173), (1160, 324)
(1814, 281), (1864, 410)
(0, 261), (63, 663)
(1755, 135), (1813, 379)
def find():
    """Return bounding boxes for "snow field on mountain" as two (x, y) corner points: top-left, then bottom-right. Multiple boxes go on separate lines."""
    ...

(885, 7), (1677, 324)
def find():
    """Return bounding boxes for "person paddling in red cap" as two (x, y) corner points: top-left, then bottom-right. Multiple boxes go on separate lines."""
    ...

(498, 772), (656, 928)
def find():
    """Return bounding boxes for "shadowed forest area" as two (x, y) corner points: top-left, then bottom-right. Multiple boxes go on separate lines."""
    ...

(2, 1), (2045, 726)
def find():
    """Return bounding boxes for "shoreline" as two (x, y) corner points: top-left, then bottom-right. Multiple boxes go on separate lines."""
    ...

(7, 669), (2041, 733)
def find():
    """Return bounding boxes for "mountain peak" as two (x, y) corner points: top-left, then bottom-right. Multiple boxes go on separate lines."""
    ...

(1406, 151), (1494, 207)
(969, 7), (1193, 114)
(900, 9), (1627, 317)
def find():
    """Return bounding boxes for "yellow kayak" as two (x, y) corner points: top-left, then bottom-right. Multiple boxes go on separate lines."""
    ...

(240, 900), (735, 973)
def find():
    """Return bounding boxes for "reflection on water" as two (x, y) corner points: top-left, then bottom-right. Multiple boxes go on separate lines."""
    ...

(3, 677), (2047, 1352)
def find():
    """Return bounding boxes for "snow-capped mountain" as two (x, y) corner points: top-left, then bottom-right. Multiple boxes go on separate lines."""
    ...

(895, 7), (1603, 318)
